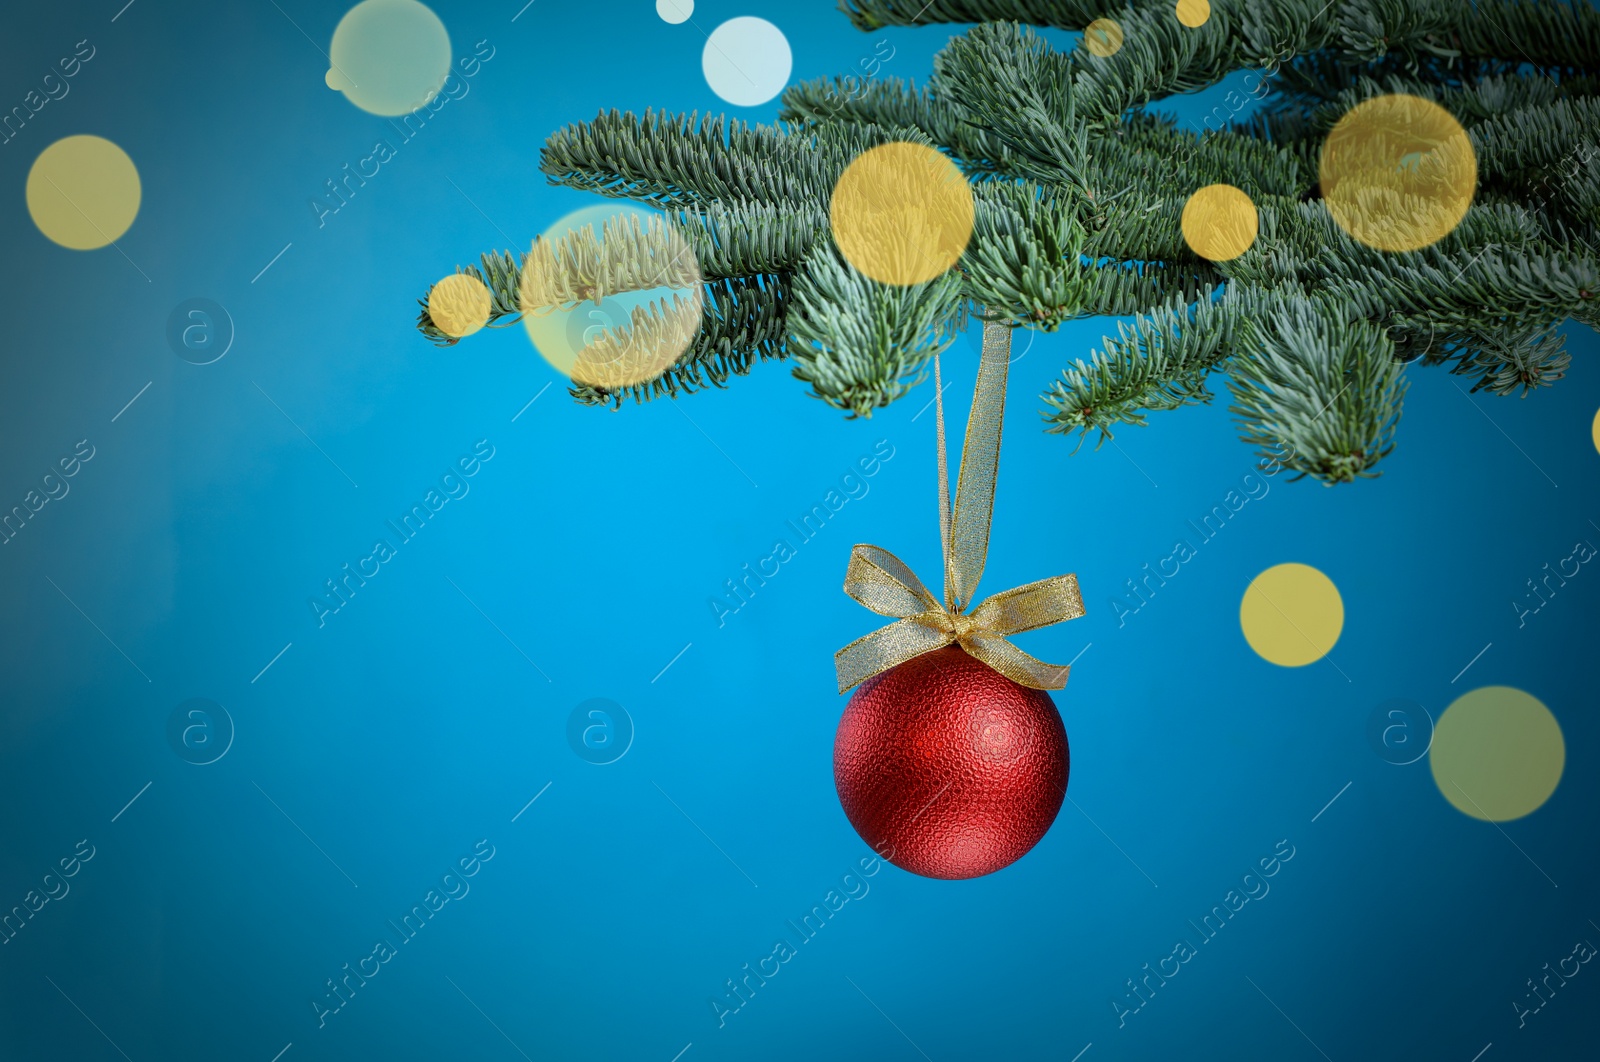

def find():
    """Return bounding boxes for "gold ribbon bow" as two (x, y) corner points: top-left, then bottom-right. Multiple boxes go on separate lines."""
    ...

(834, 320), (1086, 694)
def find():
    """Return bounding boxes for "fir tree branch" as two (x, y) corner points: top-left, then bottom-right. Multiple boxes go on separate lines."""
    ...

(407, 1), (1599, 485)
(1088, 112), (1308, 207)
(1075, 259), (1223, 317)
(518, 211), (700, 313)
(840, 0), (1102, 31)
(1228, 295), (1407, 484)
(1066, 4), (1261, 120)
(1041, 287), (1239, 445)
(779, 75), (1019, 176)
(1456, 0), (1600, 74)
(930, 22), (1091, 189)
(571, 275), (792, 407)
(540, 108), (891, 210)
(1471, 95), (1600, 190)
(417, 250), (524, 346)
(963, 180), (1090, 324)
(670, 198), (828, 280)
(1335, 0), (1463, 67)
(788, 247), (966, 417)
(1423, 316), (1571, 396)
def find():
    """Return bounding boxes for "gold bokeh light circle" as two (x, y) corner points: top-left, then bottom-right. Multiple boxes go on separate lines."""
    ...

(829, 142), (975, 287)
(1320, 94), (1477, 253)
(1176, 0), (1211, 28)
(428, 273), (492, 338)
(1084, 19), (1124, 58)
(519, 203), (704, 390)
(27, 136), (141, 250)
(1430, 686), (1564, 822)
(1181, 183), (1259, 261)
(1239, 563), (1343, 667)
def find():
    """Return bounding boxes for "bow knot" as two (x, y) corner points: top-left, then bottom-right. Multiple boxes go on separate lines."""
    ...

(833, 544), (1085, 694)
(833, 319), (1086, 695)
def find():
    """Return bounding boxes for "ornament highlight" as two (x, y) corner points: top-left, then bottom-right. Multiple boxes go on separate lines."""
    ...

(1320, 94), (1476, 253)
(836, 646), (1068, 879)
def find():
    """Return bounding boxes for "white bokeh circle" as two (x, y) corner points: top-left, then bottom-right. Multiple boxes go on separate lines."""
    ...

(657, 0), (693, 24)
(702, 17), (791, 107)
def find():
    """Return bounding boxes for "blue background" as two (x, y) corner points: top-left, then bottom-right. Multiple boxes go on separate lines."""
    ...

(1, 2), (1596, 1060)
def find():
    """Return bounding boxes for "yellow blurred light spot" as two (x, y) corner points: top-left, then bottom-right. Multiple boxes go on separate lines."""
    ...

(1240, 563), (1343, 667)
(519, 203), (704, 390)
(429, 273), (492, 338)
(1175, 0), (1211, 28)
(1320, 93), (1476, 252)
(1430, 686), (1564, 822)
(1084, 19), (1124, 58)
(830, 142), (975, 287)
(27, 135), (141, 250)
(328, 0), (451, 117)
(1181, 183), (1258, 261)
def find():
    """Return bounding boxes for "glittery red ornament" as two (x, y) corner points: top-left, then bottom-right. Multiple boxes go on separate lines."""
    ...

(833, 645), (1068, 880)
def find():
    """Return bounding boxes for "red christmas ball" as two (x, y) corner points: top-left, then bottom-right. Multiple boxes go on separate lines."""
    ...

(833, 645), (1068, 879)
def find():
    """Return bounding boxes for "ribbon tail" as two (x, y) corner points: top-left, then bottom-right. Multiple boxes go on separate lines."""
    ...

(835, 617), (954, 695)
(959, 633), (1075, 691)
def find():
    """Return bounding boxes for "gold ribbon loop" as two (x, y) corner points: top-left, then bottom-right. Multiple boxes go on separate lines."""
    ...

(834, 320), (1086, 695)
(842, 544), (941, 619)
(967, 575), (1086, 637)
(947, 319), (1011, 610)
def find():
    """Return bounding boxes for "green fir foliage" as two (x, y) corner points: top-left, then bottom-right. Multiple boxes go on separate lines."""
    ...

(416, 0), (1600, 485)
